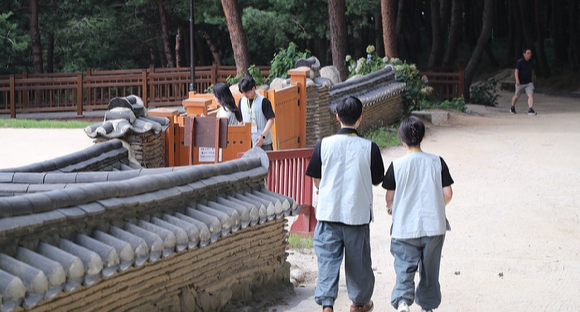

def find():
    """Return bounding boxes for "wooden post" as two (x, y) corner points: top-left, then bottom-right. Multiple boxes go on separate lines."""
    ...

(9, 75), (15, 119)
(214, 118), (220, 163)
(288, 68), (309, 148)
(182, 95), (210, 116)
(188, 116), (195, 165)
(142, 70), (148, 108)
(76, 73), (83, 116)
(457, 62), (464, 97)
(149, 65), (155, 105)
(211, 63), (217, 87)
(22, 71), (29, 109)
(85, 68), (92, 107)
(148, 108), (180, 167)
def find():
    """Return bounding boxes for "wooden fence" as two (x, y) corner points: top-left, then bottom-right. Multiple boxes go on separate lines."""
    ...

(0, 63), (463, 118)
(0, 65), (270, 118)
(418, 63), (464, 100)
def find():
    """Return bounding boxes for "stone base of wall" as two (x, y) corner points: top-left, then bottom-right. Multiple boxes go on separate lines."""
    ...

(26, 218), (290, 312)
(95, 131), (165, 168)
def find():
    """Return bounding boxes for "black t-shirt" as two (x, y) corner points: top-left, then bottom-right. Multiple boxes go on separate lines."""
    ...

(516, 58), (534, 84)
(382, 157), (454, 190)
(305, 128), (385, 185)
(237, 97), (275, 120)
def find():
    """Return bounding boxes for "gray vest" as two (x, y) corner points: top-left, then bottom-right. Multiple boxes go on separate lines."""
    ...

(240, 93), (273, 145)
(316, 134), (373, 225)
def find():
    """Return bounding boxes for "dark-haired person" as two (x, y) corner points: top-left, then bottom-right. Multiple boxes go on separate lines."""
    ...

(511, 48), (537, 115)
(382, 116), (454, 312)
(213, 82), (242, 125)
(237, 76), (275, 150)
(305, 96), (384, 312)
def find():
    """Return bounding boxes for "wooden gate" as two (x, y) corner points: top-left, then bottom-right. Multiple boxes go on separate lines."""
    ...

(267, 68), (308, 150)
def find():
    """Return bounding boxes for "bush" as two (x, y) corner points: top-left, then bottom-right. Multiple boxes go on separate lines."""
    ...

(390, 58), (434, 113)
(345, 45), (387, 76)
(469, 78), (500, 106)
(269, 42), (311, 79)
(225, 65), (268, 88)
(422, 97), (467, 112)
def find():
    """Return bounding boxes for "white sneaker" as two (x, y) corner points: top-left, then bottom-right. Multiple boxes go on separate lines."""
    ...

(397, 301), (410, 312)
(421, 309), (433, 312)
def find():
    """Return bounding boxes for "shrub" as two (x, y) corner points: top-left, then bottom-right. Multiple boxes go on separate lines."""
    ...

(269, 42), (311, 79)
(390, 58), (433, 113)
(422, 96), (467, 112)
(345, 45), (387, 77)
(225, 65), (268, 88)
(469, 78), (500, 106)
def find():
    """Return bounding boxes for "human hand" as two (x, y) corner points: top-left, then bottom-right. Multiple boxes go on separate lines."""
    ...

(255, 136), (264, 147)
(387, 207), (392, 215)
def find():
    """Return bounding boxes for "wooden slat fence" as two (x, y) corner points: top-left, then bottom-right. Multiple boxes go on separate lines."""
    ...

(418, 63), (464, 100)
(0, 64), (270, 118)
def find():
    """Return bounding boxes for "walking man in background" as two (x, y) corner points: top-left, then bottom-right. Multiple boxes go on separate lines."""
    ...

(306, 96), (384, 312)
(511, 48), (537, 116)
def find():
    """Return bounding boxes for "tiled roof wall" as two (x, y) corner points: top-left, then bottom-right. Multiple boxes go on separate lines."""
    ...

(0, 146), (297, 312)
(305, 65), (406, 147)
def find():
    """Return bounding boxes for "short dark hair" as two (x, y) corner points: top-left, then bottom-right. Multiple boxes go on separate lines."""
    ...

(398, 116), (425, 146)
(336, 96), (363, 126)
(523, 48), (532, 54)
(238, 76), (256, 93)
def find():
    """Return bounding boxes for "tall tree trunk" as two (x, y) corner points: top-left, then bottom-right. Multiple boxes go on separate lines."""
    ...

(221, 0), (249, 77)
(374, 11), (384, 57)
(46, 31), (53, 73)
(439, 0), (451, 32)
(442, 0), (462, 66)
(381, 0), (398, 57)
(157, 0), (174, 67)
(570, 0), (580, 71)
(328, 0), (348, 80)
(516, 0), (536, 67)
(201, 33), (221, 65)
(395, 0), (405, 35)
(428, 0), (444, 67)
(29, 0), (43, 73)
(464, 0), (493, 102)
(194, 31), (208, 65)
(506, 0), (516, 65)
(550, 0), (567, 65)
(534, 0), (551, 77)
(175, 28), (181, 68)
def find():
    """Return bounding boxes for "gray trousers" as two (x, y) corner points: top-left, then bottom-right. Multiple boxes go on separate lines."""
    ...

(314, 221), (374, 307)
(390, 235), (445, 310)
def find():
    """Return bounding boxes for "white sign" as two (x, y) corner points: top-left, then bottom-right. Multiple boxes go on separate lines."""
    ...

(199, 147), (223, 162)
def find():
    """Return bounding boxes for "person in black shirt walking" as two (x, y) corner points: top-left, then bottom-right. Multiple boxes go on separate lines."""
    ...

(510, 48), (537, 116)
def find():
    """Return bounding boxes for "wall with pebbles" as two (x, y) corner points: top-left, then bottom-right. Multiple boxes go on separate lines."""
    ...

(0, 144), (297, 312)
(305, 65), (406, 147)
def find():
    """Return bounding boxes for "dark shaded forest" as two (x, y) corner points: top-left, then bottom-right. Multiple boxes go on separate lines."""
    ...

(2, 0), (580, 91)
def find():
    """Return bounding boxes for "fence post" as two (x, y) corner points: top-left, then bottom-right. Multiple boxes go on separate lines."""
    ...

(85, 68), (92, 107)
(22, 71), (28, 108)
(149, 65), (155, 105)
(77, 73), (83, 116)
(142, 70), (148, 108)
(9, 75), (15, 118)
(288, 68), (310, 148)
(457, 62), (464, 97)
(211, 63), (217, 87)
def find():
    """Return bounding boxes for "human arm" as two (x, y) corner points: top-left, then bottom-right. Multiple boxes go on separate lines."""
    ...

(386, 190), (394, 215)
(256, 118), (274, 147)
(514, 68), (520, 85)
(370, 143), (385, 186)
(443, 186), (453, 206)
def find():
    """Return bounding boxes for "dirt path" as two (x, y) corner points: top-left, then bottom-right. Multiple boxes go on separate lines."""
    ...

(272, 90), (580, 312)
(1, 91), (579, 311)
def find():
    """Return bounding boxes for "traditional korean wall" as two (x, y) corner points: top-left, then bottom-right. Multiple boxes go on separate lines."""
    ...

(0, 143), (297, 312)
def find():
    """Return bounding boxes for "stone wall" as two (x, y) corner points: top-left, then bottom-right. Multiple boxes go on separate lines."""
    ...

(305, 65), (406, 147)
(0, 145), (297, 312)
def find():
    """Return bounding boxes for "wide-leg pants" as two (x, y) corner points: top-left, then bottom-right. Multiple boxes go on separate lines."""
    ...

(314, 221), (374, 307)
(390, 235), (445, 310)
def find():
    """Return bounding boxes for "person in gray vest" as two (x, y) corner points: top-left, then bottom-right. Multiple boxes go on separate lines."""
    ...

(382, 116), (454, 312)
(237, 76), (275, 150)
(305, 96), (384, 312)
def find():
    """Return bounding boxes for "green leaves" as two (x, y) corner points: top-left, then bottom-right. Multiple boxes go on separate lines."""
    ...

(269, 42), (310, 79)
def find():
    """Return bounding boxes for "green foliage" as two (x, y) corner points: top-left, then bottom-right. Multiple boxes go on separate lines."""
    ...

(469, 78), (500, 106)
(390, 58), (434, 113)
(287, 233), (313, 249)
(422, 97), (467, 112)
(269, 42), (310, 79)
(363, 125), (400, 149)
(345, 45), (386, 76)
(0, 11), (30, 73)
(0, 119), (95, 129)
(225, 65), (267, 86)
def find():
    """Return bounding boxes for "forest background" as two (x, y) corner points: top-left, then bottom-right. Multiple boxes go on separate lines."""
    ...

(2, 0), (580, 100)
